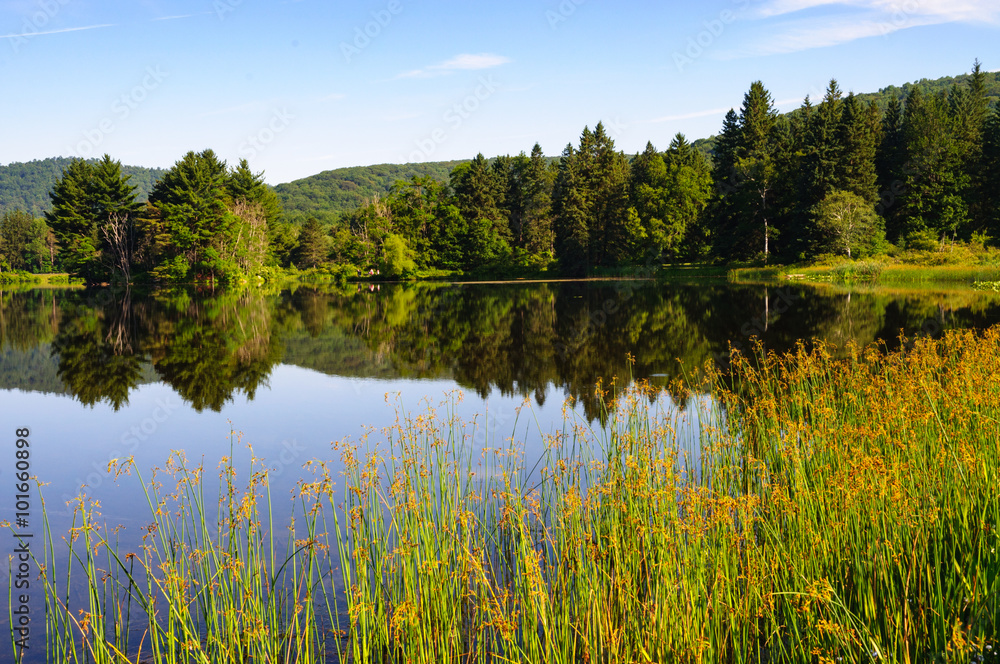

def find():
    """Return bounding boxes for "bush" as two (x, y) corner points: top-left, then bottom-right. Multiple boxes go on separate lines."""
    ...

(830, 259), (885, 282)
(381, 233), (417, 278)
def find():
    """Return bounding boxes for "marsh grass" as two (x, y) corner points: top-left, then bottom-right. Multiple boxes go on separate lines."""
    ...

(6, 329), (1000, 663)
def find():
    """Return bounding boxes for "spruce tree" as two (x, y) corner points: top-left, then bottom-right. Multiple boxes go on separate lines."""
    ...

(46, 159), (99, 281)
(146, 149), (232, 281)
(734, 81), (779, 259)
(834, 93), (880, 203)
(553, 143), (590, 276)
(877, 95), (907, 240)
(295, 217), (328, 268)
(91, 155), (142, 282)
(521, 143), (555, 257)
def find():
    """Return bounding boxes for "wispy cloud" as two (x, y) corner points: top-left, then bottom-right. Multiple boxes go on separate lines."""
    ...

(0, 23), (115, 40)
(756, 0), (1000, 22)
(726, 0), (1000, 57)
(396, 53), (511, 79)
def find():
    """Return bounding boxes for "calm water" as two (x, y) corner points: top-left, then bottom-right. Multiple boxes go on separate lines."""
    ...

(2, 278), (1000, 659)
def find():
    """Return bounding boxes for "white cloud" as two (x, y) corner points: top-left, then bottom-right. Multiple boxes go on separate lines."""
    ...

(732, 0), (1000, 57)
(396, 53), (511, 79)
(756, 0), (1000, 22)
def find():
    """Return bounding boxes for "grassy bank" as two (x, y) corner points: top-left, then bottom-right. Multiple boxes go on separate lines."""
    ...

(8, 329), (1000, 662)
(729, 243), (1000, 287)
(0, 271), (80, 288)
(731, 262), (1000, 286)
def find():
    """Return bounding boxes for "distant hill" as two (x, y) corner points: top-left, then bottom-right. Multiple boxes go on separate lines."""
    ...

(0, 157), (166, 218)
(274, 161), (468, 225)
(857, 70), (1000, 109)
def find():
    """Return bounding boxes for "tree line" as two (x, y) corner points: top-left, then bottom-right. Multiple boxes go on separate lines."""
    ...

(314, 60), (998, 274)
(2, 151), (299, 284)
(3, 61), (997, 282)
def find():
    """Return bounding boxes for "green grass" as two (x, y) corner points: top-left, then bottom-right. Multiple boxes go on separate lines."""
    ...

(7, 329), (1000, 662)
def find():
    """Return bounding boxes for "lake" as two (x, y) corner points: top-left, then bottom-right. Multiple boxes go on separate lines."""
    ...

(2, 278), (1000, 661)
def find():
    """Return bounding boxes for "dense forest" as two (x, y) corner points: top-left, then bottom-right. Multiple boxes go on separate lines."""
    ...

(2, 63), (997, 283)
(0, 157), (165, 217)
(317, 61), (1000, 273)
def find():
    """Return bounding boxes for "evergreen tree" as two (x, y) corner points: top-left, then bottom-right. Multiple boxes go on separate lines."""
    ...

(834, 93), (880, 202)
(91, 155), (142, 282)
(901, 87), (969, 241)
(452, 154), (511, 265)
(146, 149), (232, 282)
(520, 144), (555, 257)
(631, 136), (712, 260)
(46, 159), (100, 281)
(803, 80), (844, 205)
(877, 95), (907, 240)
(981, 107), (1000, 236)
(955, 60), (992, 231)
(552, 144), (590, 276)
(294, 217), (328, 268)
(734, 81), (779, 259)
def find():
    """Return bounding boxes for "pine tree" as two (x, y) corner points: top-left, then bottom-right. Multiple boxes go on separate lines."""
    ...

(46, 159), (100, 281)
(834, 93), (880, 203)
(294, 217), (328, 268)
(877, 95), (907, 240)
(955, 60), (992, 231)
(553, 143), (590, 276)
(521, 144), (555, 257)
(901, 87), (969, 241)
(146, 149), (233, 282)
(733, 81), (779, 259)
(803, 80), (844, 204)
(91, 155), (142, 282)
(451, 154), (510, 266)
(981, 106), (1000, 236)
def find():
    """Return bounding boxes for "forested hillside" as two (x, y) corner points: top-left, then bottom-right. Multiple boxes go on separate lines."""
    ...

(275, 161), (467, 225)
(0, 157), (165, 217)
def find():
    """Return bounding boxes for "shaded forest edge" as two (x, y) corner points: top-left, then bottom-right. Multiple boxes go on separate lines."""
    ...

(2, 62), (1000, 286)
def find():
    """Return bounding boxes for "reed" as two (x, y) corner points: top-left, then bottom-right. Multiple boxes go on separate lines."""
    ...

(7, 329), (1000, 662)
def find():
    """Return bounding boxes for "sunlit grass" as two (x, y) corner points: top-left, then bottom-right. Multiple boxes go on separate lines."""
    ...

(7, 328), (1000, 662)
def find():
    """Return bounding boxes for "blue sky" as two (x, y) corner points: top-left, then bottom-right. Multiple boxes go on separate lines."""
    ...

(1, 0), (997, 184)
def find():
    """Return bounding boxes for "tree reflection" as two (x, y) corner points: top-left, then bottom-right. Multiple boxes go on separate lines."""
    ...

(2, 282), (1000, 416)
